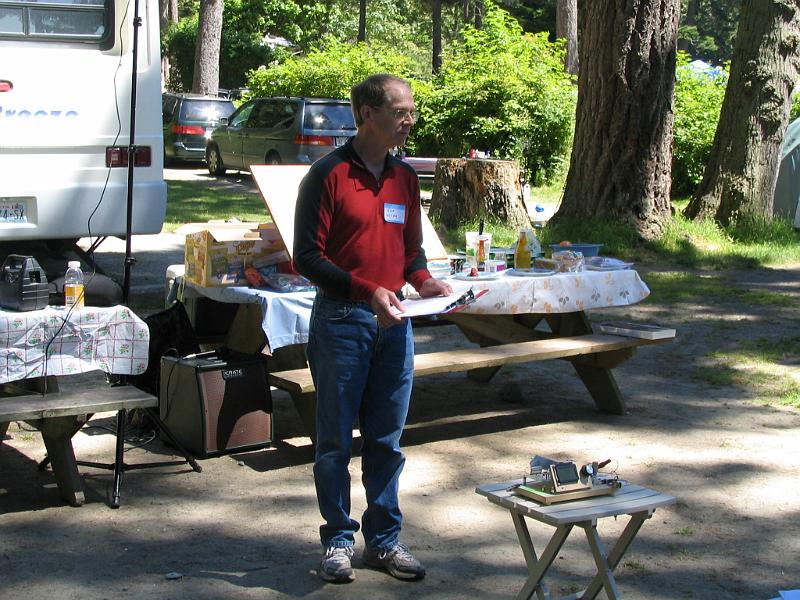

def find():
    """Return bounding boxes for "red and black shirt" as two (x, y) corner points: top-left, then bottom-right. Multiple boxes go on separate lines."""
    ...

(293, 139), (431, 303)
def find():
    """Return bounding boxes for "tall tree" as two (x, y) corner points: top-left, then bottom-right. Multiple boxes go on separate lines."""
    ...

(192, 0), (224, 95)
(433, 0), (442, 72)
(685, 0), (800, 225)
(555, 0), (577, 74)
(160, 0), (179, 89)
(358, 0), (367, 42)
(554, 0), (681, 239)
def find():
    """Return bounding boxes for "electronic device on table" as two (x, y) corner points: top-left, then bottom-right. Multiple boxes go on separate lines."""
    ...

(513, 455), (621, 505)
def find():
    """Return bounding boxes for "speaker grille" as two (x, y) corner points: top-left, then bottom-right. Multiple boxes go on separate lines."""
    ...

(196, 365), (272, 453)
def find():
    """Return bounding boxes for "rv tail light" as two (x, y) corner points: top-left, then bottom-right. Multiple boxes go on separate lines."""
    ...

(106, 146), (153, 167)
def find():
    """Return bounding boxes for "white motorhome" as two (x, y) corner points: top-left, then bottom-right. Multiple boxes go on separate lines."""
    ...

(0, 0), (166, 242)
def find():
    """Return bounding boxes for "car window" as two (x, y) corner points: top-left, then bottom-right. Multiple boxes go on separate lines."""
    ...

(250, 102), (281, 128)
(179, 99), (235, 124)
(230, 102), (255, 127)
(303, 103), (355, 131)
(273, 102), (297, 130)
(162, 96), (177, 122)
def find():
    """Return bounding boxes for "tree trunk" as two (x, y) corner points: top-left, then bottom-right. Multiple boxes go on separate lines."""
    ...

(554, 0), (680, 240)
(358, 0), (366, 42)
(192, 0), (224, 96)
(432, 0), (442, 74)
(556, 0), (578, 75)
(429, 159), (530, 229)
(474, 0), (483, 29)
(677, 0), (698, 53)
(159, 0), (177, 91)
(684, 0), (800, 226)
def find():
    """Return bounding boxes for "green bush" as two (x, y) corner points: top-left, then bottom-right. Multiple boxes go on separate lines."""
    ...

(246, 36), (414, 100)
(411, 4), (576, 185)
(672, 54), (728, 197)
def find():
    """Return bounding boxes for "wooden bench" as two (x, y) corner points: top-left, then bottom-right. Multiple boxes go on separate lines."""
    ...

(0, 378), (159, 507)
(269, 333), (672, 440)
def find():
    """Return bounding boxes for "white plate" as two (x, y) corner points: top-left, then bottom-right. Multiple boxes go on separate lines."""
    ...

(585, 257), (634, 271)
(452, 271), (500, 281)
(505, 268), (557, 277)
(585, 263), (633, 271)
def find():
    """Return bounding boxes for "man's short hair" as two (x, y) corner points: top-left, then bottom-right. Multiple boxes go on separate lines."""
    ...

(350, 73), (409, 126)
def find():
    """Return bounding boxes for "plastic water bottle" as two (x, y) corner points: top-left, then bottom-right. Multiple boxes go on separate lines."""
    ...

(64, 260), (85, 309)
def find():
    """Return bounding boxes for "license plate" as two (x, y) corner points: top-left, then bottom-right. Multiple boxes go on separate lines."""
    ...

(0, 198), (29, 223)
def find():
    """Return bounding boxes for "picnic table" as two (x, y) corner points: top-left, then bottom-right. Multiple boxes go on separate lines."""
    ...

(0, 305), (199, 507)
(181, 268), (672, 439)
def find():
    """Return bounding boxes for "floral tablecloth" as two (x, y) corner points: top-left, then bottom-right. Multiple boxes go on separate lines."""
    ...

(184, 268), (650, 352)
(0, 305), (150, 384)
(452, 268), (650, 314)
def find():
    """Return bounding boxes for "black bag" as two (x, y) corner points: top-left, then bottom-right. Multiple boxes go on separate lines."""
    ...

(130, 301), (201, 397)
(49, 272), (123, 307)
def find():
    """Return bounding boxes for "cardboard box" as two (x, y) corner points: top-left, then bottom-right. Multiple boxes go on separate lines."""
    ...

(184, 222), (289, 287)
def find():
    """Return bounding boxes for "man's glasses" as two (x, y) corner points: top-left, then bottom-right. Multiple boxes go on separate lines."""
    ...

(374, 106), (419, 122)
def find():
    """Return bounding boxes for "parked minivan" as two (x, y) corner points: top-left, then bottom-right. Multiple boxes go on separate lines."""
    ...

(163, 93), (235, 164)
(205, 97), (356, 175)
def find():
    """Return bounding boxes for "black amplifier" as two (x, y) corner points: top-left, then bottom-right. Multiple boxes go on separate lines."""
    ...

(0, 254), (49, 311)
(159, 350), (273, 458)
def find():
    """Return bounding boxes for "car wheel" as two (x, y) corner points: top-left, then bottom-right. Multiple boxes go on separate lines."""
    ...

(207, 145), (226, 176)
(265, 152), (281, 165)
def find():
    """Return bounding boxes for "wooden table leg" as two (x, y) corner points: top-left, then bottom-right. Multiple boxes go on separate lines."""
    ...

(580, 511), (651, 600)
(511, 512), (551, 600)
(547, 312), (627, 414)
(38, 416), (85, 507)
(512, 511), (572, 600)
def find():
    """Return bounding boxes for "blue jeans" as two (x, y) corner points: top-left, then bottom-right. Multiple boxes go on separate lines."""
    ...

(307, 293), (414, 551)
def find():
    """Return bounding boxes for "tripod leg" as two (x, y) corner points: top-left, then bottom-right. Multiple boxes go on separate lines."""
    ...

(146, 408), (203, 473)
(110, 409), (127, 508)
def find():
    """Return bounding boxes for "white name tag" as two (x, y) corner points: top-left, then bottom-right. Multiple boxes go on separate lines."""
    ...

(384, 203), (406, 224)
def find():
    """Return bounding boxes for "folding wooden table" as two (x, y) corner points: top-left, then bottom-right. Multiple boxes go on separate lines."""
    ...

(476, 480), (676, 600)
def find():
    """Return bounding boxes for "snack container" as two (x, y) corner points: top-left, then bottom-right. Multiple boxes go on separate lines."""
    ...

(552, 250), (585, 272)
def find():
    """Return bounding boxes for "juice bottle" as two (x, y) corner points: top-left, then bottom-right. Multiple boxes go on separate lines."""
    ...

(476, 238), (487, 271)
(64, 260), (85, 309)
(514, 230), (532, 270)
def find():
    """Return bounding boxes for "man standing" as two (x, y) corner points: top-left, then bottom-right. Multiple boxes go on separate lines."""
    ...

(293, 73), (452, 583)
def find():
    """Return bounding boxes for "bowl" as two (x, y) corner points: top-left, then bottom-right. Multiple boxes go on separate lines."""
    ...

(549, 243), (603, 257)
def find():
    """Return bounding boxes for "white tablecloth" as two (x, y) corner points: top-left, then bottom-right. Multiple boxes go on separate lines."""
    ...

(0, 305), (150, 384)
(185, 269), (650, 353)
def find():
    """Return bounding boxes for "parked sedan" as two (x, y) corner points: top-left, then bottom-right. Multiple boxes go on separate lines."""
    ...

(205, 97), (356, 175)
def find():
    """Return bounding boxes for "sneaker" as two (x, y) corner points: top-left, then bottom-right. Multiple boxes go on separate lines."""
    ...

(362, 542), (426, 580)
(319, 546), (355, 583)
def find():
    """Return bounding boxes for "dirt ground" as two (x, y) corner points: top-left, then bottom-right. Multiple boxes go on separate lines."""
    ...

(1, 169), (799, 599)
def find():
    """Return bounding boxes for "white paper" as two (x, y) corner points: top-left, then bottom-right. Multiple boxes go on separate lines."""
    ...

(392, 281), (475, 317)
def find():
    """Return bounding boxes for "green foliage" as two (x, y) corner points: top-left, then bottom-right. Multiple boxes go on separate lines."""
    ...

(672, 53), (728, 197)
(164, 0), (318, 91)
(677, 0), (740, 65)
(412, 4), (575, 184)
(247, 36), (414, 99)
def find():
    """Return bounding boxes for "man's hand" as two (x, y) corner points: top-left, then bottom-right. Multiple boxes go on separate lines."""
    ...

(418, 277), (453, 298)
(370, 287), (404, 327)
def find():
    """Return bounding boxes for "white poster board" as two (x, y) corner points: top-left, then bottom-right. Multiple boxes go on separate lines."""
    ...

(251, 164), (448, 260)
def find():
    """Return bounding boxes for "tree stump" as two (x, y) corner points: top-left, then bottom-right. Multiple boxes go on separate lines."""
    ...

(428, 158), (530, 229)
